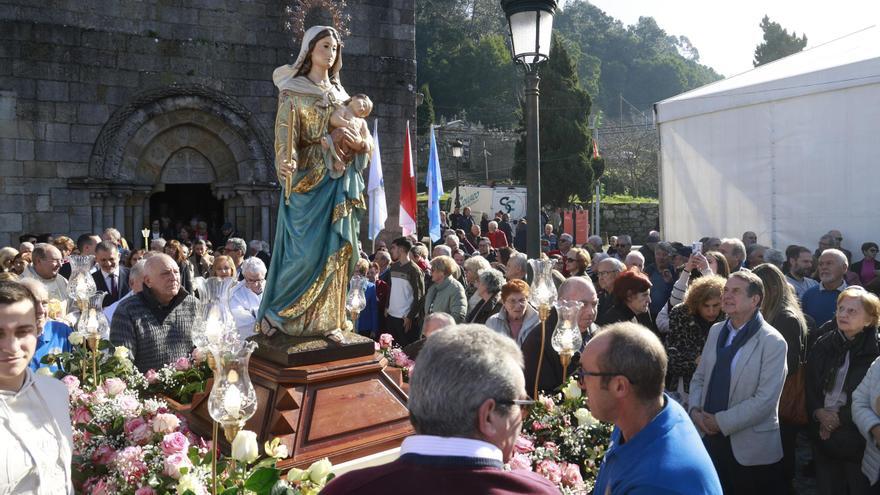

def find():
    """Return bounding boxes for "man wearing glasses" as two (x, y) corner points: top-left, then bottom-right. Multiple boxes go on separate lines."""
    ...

(322, 325), (558, 494)
(595, 257), (625, 322)
(580, 322), (721, 494)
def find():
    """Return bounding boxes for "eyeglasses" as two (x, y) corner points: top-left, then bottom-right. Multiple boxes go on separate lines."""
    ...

(597, 270), (620, 276)
(495, 398), (536, 418)
(573, 367), (636, 385)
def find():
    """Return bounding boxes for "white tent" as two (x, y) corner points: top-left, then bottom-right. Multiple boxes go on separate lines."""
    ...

(654, 26), (880, 255)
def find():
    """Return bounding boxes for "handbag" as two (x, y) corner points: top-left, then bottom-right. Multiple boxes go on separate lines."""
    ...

(779, 363), (808, 425)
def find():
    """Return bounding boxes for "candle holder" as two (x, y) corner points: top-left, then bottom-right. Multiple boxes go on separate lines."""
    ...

(74, 292), (109, 386)
(528, 259), (558, 399)
(141, 227), (150, 250)
(208, 341), (258, 480)
(552, 300), (583, 383)
(345, 274), (367, 332)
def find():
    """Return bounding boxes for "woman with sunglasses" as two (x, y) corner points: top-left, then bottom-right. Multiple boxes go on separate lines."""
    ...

(564, 247), (591, 278)
(850, 242), (880, 286)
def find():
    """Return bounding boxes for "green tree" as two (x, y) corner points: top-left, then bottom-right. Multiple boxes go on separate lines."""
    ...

(753, 15), (807, 67)
(512, 36), (594, 206)
(416, 83), (435, 135)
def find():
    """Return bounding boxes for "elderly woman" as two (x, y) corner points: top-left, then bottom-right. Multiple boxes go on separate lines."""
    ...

(486, 279), (541, 347)
(664, 275), (725, 404)
(806, 287), (880, 494)
(462, 255), (491, 311)
(10, 252), (29, 276)
(424, 255), (468, 323)
(850, 242), (880, 285)
(564, 247), (591, 277)
(0, 247), (19, 273)
(230, 257), (267, 339)
(211, 255), (237, 279)
(465, 268), (504, 324)
(597, 268), (655, 332)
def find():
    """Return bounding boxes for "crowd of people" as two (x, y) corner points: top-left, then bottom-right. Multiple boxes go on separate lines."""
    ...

(4, 210), (880, 494)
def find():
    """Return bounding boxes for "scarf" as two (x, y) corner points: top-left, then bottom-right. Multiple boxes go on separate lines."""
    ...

(822, 326), (871, 393)
(703, 311), (763, 414)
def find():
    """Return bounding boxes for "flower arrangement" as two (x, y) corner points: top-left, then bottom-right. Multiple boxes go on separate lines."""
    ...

(375, 333), (414, 381)
(40, 338), (147, 392)
(145, 349), (212, 405)
(510, 378), (613, 494)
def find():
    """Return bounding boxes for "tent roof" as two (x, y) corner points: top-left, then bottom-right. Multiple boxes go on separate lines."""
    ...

(655, 25), (880, 123)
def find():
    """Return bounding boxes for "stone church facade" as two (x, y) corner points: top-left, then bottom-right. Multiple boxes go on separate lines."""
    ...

(0, 0), (414, 248)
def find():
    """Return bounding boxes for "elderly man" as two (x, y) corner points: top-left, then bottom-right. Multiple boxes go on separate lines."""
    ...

(582, 322), (722, 494)
(523, 276), (599, 396)
(102, 227), (125, 251)
(247, 239), (271, 268)
(486, 221), (508, 249)
(0, 280), (74, 494)
(802, 248), (848, 327)
(638, 230), (660, 267)
(323, 325), (558, 494)
(688, 270), (788, 494)
(20, 243), (68, 310)
(827, 229), (853, 262)
(431, 244), (452, 259)
(746, 244), (767, 269)
(104, 260), (145, 324)
(612, 234), (632, 261)
(624, 251), (645, 272)
(92, 241), (129, 307)
(230, 257), (266, 340)
(556, 233), (573, 258)
(506, 252), (529, 282)
(110, 254), (201, 372)
(17, 241), (34, 258)
(149, 238), (167, 253)
(444, 233), (460, 253)
(595, 257), (625, 322)
(224, 237), (247, 280)
(742, 231), (758, 248)
(719, 237), (746, 272)
(402, 312), (456, 361)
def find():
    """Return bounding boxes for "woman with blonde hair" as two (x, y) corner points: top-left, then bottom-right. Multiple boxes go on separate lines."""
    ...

(51, 237), (74, 259)
(564, 247), (591, 277)
(424, 256), (467, 323)
(211, 255), (237, 280)
(0, 247), (19, 272)
(807, 286), (880, 493)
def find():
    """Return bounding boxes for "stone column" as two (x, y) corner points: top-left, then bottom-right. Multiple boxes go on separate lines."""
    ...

(91, 192), (105, 233)
(113, 193), (125, 234)
(260, 192), (271, 242)
(131, 195), (144, 249)
(102, 195), (114, 232)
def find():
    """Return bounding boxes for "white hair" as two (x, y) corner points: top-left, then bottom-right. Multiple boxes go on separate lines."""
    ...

(241, 256), (267, 277)
(432, 244), (452, 257)
(625, 251), (645, 265)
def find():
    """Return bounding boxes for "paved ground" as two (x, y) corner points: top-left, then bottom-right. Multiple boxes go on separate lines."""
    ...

(793, 433), (817, 494)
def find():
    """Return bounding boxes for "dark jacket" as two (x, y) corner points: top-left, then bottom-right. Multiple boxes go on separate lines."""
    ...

(665, 303), (722, 392)
(465, 293), (502, 325)
(522, 309), (597, 397)
(92, 267), (130, 307)
(597, 302), (656, 334)
(769, 308), (807, 377)
(805, 325), (880, 460)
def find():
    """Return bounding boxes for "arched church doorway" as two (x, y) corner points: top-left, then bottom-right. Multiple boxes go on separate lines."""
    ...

(149, 184), (225, 243)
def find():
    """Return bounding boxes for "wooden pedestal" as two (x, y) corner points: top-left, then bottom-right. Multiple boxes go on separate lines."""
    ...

(186, 351), (413, 470)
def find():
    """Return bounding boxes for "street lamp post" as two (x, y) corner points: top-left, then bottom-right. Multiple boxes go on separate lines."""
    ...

(450, 139), (464, 209)
(501, 0), (556, 259)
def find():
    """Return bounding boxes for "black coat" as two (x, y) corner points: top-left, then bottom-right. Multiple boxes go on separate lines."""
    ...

(522, 309), (596, 397)
(92, 267), (130, 307)
(465, 294), (502, 325)
(596, 302), (656, 334)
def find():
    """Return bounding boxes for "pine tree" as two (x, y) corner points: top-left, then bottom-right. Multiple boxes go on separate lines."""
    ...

(416, 83), (435, 136)
(753, 15), (807, 67)
(513, 35), (595, 206)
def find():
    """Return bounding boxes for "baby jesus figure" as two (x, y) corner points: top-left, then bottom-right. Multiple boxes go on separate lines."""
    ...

(323, 94), (373, 177)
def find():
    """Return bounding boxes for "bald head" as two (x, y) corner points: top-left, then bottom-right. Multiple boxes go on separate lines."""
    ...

(558, 276), (599, 330)
(143, 253), (181, 304)
(32, 243), (63, 279)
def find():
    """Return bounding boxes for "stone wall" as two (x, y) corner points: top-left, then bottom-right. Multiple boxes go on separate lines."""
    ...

(0, 0), (415, 247)
(592, 202), (659, 245)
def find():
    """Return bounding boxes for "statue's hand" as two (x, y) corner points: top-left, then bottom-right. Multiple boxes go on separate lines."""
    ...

(278, 159), (297, 182)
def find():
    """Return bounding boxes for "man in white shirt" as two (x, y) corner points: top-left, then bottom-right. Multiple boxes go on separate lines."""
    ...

(0, 280), (74, 494)
(230, 257), (266, 339)
(92, 241), (129, 307)
(20, 244), (68, 313)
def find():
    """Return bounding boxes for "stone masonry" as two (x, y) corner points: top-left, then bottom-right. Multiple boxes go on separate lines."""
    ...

(0, 0), (415, 248)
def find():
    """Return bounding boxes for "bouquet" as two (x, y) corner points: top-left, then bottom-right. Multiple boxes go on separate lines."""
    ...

(511, 378), (613, 494)
(145, 349), (212, 405)
(375, 333), (414, 381)
(40, 337), (147, 392)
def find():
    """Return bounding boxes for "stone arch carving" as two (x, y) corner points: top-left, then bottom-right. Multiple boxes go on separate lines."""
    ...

(89, 84), (273, 185)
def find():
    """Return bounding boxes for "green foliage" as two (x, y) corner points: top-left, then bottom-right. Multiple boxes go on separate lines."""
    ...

(416, 83), (435, 135)
(512, 36), (594, 207)
(600, 194), (658, 204)
(753, 15), (808, 67)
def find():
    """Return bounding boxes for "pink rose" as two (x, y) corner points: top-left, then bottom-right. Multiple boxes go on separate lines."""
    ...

(391, 349), (412, 368)
(561, 463), (584, 487)
(125, 417), (153, 445)
(163, 451), (192, 479)
(514, 435), (535, 454)
(161, 431), (190, 455)
(508, 452), (533, 471)
(90, 479), (117, 495)
(72, 406), (92, 424)
(114, 446), (148, 482)
(102, 377), (127, 396)
(145, 369), (159, 384)
(135, 487), (157, 495)
(536, 459), (563, 484)
(152, 413), (180, 434)
(531, 420), (548, 431)
(192, 347), (206, 364)
(118, 395), (141, 416)
(539, 396), (555, 411)
(174, 356), (191, 371)
(61, 375), (80, 393)
(91, 445), (117, 465)
(379, 333), (393, 349)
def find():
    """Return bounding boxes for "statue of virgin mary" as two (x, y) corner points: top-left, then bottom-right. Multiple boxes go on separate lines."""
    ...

(257, 25), (371, 342)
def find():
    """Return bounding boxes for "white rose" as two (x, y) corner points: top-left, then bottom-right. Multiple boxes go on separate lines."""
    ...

(36, 367), (54, 376)
(562, 378), (582, 400)
(68, 332), (84, 346)
(176, 473), (206, 495)
(114, 346), (130, 360)
(264, 437), (289, 459)
(574, 407), (598, 427)
(287, 467), (307, 482)
(230, 430), (259, 464)
(308, 457), (333, 484)
(152, 413), (181, 434)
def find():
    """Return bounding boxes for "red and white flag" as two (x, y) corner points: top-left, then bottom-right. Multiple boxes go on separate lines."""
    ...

(399, 121), (417, 237)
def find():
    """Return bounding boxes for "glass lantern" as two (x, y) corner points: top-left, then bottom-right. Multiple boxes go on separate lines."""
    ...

(207, 340), (258, 442)
(196, 277), (239, 353)
(528, 258), (557, 319)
